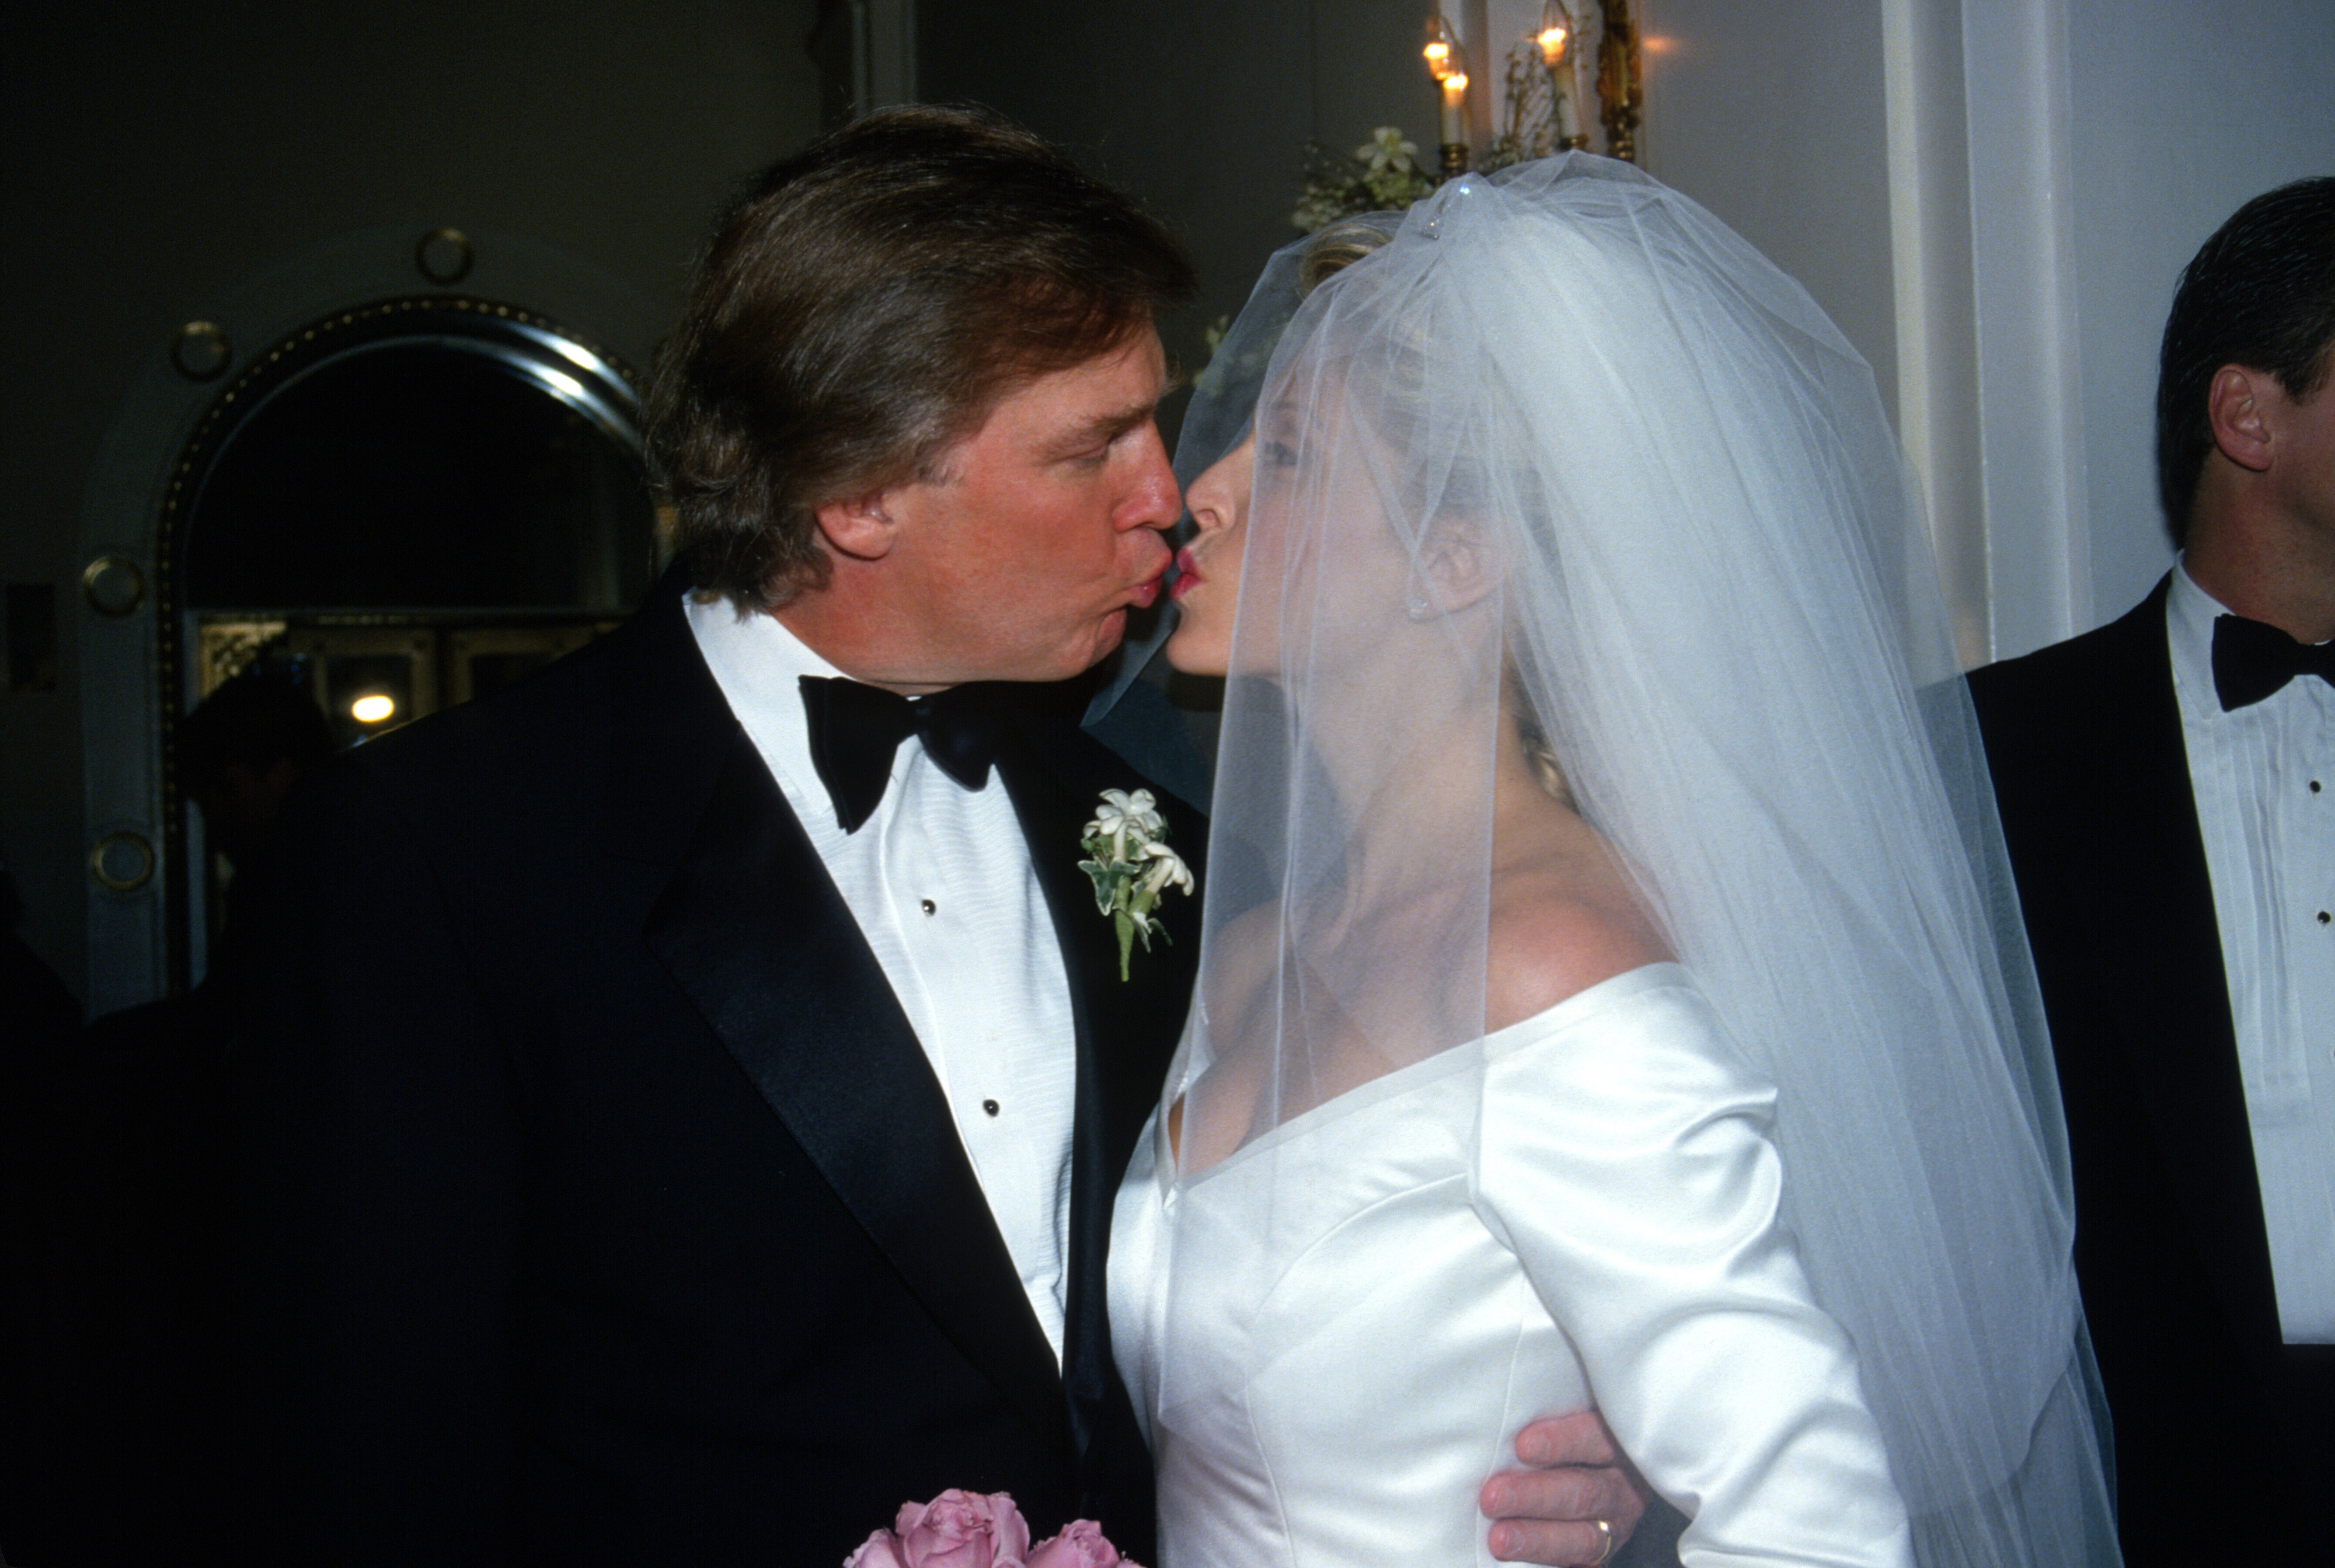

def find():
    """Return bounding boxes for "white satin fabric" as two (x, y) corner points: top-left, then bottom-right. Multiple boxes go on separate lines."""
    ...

(1110, 964), (1914, 1568)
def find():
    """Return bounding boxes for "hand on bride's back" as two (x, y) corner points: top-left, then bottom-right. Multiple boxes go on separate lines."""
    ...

(1479, 1409), (1651, 1566)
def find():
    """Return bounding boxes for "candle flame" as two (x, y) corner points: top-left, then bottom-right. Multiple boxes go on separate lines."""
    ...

(1537, 26), (1568, 66)
(351, 694), (397, 725)
(1423, 38), (1451, 78)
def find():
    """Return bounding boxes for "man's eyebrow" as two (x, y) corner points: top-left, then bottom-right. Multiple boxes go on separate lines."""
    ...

(1045, 389), (1169, 456)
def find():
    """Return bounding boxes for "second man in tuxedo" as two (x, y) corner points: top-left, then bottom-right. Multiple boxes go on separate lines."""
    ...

(1970, 175), (2335, 1566)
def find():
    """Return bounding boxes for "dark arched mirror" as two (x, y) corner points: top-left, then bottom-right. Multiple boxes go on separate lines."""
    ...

(161, 297), (660, 985)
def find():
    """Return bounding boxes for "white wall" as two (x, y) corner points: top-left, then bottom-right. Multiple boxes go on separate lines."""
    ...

(1589, 0), (2335, 662)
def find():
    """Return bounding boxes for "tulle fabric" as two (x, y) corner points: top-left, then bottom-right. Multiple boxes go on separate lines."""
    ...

(1154, 156), (2117, 1567)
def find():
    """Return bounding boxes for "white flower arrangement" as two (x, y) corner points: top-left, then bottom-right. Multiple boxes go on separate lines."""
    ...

(1288, 47), (1577, 236)
(1291, 127), (1436, 233)
(1078, 789), (1193, 981)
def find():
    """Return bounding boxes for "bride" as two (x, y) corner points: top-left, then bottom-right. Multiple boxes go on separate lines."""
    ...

(1105, 157), (2118, 1567)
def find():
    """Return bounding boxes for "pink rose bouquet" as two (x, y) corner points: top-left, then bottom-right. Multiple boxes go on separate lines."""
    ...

(842, 1491), (1142, 1568)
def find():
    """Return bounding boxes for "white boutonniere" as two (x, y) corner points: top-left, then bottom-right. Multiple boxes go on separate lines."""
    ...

(1078, 788), (1193, 981)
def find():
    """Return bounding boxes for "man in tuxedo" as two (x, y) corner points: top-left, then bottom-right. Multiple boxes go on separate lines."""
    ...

(233, 107), (1638, 1566)
(1969, 176), (2334, 1565)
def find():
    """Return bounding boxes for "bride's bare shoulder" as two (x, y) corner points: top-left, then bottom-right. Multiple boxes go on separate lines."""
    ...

(1484, 846), (1672, 1034)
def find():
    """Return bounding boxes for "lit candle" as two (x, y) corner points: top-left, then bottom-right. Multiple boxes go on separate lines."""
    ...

(1539, 3), (1583, 146)
(1539, 41), (1577, 142)
(1440, 70), (1469, 147)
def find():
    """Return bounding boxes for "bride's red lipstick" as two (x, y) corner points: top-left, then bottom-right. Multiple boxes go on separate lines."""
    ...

(1171, 546), (1203, 600)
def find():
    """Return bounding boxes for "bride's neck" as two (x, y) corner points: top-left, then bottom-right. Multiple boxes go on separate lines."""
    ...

(1321, 692), (1505, 904)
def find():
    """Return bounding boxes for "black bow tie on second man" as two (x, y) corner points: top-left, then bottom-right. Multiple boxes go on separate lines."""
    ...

(2212, 613), (2335, 712)
(798, 675), (1009, 833)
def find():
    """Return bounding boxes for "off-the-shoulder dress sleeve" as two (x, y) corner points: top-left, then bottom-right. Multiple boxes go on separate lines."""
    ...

(1474, 965), (1915, 1568)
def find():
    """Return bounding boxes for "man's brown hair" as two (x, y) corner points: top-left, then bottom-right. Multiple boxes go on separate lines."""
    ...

(649, 105), (1195, 610)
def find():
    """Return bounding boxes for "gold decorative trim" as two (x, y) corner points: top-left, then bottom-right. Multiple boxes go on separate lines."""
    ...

(195, 618), (289, 697)
(1596, 0), (1644, 164)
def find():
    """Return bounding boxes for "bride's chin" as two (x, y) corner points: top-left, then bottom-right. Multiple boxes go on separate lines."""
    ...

(1162, 627), (1231, 679)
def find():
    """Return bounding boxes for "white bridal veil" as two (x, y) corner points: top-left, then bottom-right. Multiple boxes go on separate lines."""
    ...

(1156, 156), (2117, 1567)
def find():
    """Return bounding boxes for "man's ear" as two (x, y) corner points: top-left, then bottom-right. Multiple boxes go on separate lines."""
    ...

(1419, 517), (1496, 613)
(813, 492), (902, 561)
(2207, 364), (2278, 475)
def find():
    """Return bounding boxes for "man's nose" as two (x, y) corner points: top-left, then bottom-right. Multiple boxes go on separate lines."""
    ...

(1121, 425), (1180, 531)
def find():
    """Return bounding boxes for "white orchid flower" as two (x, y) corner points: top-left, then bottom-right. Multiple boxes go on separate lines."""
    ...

(1085, 787), (1162, 860)
(1356, 126), (1419, 173)
(1138, 840), (1194, 900)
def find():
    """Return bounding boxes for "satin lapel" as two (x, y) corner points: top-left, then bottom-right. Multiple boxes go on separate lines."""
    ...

(2061, 586), (2280, 1347)
(994, 705), (1204, 1462)
(614, 604), (1068, 1447)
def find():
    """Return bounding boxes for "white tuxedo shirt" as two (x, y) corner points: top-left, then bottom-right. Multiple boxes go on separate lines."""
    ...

(2166, 564), (2335, 1342)
(688, 593), (1079, 1362)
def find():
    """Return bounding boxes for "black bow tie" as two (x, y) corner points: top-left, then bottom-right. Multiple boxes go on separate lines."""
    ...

(799, 676), (1007, 833)
(2211, 613), (2335, 712)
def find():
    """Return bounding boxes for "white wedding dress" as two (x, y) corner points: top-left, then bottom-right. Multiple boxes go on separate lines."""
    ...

(1108, 965), (1916, 1568)
(1100, 155), (2117, 1568)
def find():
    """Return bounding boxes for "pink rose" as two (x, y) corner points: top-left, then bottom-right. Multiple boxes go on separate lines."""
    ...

(1025, 1518), (1139, 1568)
(890, 1488), (1033, 1568)
(843, 1529), (916, 1568)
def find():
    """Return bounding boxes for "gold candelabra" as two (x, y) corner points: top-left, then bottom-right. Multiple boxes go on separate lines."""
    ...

(1426, 2), (1643, 179)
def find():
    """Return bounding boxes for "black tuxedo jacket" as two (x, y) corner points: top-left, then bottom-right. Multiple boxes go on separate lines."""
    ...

(1969, 575), (2331, 1565)
(230, 589), (1203, 1566)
